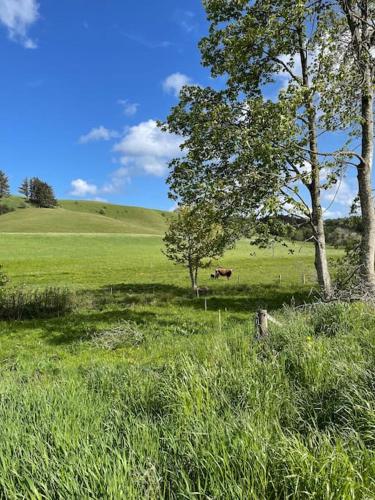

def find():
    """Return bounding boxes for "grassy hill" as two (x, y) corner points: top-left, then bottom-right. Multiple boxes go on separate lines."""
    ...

(0, 197), (171, 234)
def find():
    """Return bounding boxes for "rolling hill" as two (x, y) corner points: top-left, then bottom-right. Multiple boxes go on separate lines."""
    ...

(0, 197), (171, 234)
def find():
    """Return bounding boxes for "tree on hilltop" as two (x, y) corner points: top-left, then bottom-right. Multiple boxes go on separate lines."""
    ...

(28, 178), (57, 208)
(0, 171), (10, 198)
(19, 178), (30, 199)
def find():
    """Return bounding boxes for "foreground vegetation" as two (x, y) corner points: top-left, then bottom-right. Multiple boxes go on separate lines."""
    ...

(1, 303), (374, 498)
(1, 234), (374, 498)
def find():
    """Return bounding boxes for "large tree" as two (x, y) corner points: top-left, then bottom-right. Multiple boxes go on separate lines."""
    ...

(163, 0), (365, 298)
(163, 204), (236, 289)
(316, 0), (375, 289)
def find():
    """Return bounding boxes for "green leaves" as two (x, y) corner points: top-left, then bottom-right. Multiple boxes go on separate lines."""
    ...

(163, 204), (236, 287)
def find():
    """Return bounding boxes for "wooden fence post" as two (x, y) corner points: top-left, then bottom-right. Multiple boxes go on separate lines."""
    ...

(256, 309), (268, 338)
(279, 274), (282, 284)
(219, 310), (222, 332)
(204, 297), (207, 312)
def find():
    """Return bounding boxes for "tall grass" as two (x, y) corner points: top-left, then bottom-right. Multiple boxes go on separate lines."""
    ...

(0, 286), (75, 320)
(0, 303), (374, 498)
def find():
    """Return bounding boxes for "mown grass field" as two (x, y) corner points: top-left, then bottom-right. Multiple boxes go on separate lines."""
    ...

(0, 230), (374, 498)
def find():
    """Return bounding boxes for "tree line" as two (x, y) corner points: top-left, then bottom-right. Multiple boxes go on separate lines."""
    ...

(0, 170), (57, 208)
(162, 0), (375, 297)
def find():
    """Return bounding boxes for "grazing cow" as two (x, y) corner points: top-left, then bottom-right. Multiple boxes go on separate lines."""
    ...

(210, 273), (217, 279)
(214, 268), (233, 280)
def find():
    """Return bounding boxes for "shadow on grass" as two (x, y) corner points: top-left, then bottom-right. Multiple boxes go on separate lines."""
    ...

(0, 309), (157, 346)
(93, 281), (313, 313)
(0, 282), (314, 346)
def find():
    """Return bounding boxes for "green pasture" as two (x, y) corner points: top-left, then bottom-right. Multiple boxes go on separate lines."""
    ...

(0, 233), (343, 366)
(0, 232), (374, 499)
(0, 233), (340, 288)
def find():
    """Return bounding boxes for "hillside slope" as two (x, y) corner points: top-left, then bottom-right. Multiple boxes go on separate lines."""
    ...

(0, 198), (170, 234)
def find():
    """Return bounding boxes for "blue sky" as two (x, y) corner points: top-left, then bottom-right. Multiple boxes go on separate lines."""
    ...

(0, 0), (212, 210)
(0, 0), (360, 216)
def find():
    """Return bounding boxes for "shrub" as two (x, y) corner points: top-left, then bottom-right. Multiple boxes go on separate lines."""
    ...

(0, 287), (75, 320)
(0, 265), (9, 287)
(0, 204), (14, 216)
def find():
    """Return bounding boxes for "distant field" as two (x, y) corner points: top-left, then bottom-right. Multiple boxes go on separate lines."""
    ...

(0, 233), (341, 289)
(0, 197), (170, 234)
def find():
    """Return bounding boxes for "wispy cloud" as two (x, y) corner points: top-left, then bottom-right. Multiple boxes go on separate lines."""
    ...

(0, 0), (40, 48)
(123, 32), (172, 49)
(163, 72), (193, 97)
(174, 10), (197, 33)
(79, 126), (119, 144)
(118, 99), (139, 116)
(101, 167), (131, 194)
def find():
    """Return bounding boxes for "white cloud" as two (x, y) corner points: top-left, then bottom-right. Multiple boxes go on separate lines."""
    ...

(79, 126), (119, 144)
(70, 179), (98, 197)
(113, 119), (181, 176)
(70, 168), (131, 199)
(0, 0), (39, 48)
(323, 209), (346, 219)
(322, 177), (356, 218)
(163, 72), (192, 97)
(118, 99), (139, 116)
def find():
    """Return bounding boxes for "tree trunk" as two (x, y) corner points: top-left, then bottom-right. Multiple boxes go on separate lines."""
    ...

(299, 29), (333, 298)
(188, 259), (197, 289)
(310, 180), (333, 298)
(339, 0), (375, 292)
(357, 63), (375, 289)
(194, 268), (199, 288)
(308, 104), (332, 298)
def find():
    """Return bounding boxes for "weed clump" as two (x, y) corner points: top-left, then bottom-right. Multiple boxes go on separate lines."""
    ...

(0, 286), (75, 320)
(90, 320), (144, 350)
(312, 302), (352, 337)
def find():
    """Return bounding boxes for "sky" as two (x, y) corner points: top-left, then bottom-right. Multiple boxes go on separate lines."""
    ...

(0, 0), (360, 216)
(0, 0), (212, 211)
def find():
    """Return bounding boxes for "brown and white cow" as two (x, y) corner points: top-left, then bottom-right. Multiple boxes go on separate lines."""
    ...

(214, 268), (233, 280)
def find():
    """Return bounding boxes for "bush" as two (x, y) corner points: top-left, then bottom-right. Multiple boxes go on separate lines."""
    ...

(0, 265), (9, 287)
(0, 204), (14, 216)
(0, 287), (75, 320)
